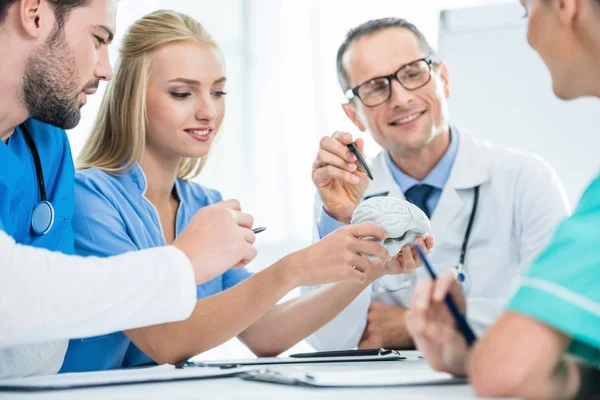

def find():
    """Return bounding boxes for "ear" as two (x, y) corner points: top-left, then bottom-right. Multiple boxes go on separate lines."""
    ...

(553, 0), (578, 26)
(435, 61), (451, 99)
(18, 0), (51, 39)
(342, 102), (366, 132)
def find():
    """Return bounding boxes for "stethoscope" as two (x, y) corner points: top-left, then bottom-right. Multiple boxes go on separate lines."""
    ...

(375, 185), (480, 293)
(20, 123), (55, 236)
(450, 185), (480, 291)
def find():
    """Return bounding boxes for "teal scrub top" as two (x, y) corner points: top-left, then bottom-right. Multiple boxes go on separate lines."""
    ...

(60, 164), (253, 372)
(0, 118), (75, 254)
(509, 172), (600, 366)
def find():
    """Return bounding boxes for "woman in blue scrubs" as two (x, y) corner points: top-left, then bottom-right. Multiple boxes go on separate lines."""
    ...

(60, 9), (433, 372)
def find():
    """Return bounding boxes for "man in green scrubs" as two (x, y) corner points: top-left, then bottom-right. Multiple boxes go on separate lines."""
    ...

(406, 0), (600, 398)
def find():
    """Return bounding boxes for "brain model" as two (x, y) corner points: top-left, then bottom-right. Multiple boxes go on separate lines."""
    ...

(351, 197), (431, 259)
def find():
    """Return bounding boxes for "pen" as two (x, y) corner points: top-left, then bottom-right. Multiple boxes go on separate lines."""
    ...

(346, 142), (374, 181)
(414, 245), (477, 347)
(252, 227), (266, 234)
(289, 349), (382, 358)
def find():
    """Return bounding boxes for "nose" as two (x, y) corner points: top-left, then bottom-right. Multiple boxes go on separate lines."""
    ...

(388, 78), (414, 108)
(195, 92), (218, 121)
(95, 47), (114, 82)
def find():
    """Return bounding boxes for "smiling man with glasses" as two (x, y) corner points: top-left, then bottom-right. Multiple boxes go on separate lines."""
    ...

(303, 17), (571, 352)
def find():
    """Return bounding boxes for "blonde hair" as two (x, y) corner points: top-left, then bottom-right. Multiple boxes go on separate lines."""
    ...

(77, 10), (220, 180)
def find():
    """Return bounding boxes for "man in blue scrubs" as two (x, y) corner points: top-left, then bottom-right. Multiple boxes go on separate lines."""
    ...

(0, 0), (258, 378)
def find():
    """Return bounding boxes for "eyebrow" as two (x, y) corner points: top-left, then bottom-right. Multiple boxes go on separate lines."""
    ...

(167, 77), (227, 85)
(96, 25), (115, 43)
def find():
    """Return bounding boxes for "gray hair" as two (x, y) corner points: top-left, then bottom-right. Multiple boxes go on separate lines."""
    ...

(336, 17), (436, 92)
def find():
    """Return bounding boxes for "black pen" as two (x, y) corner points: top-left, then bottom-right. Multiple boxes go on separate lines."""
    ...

(252, 227), (266, 234)
(414, 245), (477, 347)
(347, 142), (374, 181)
(290, 348), (383, 358)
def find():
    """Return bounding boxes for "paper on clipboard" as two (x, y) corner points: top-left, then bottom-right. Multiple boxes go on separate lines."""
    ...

(0, 364), (256, 392)
(241, 365), (466, 387)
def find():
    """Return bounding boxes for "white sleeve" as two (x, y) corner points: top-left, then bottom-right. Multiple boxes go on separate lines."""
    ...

(465, 155), (570, 335)
(466, 297), (507, 336)
(513, 155), (571, 281)
(0, 231), (196, 348)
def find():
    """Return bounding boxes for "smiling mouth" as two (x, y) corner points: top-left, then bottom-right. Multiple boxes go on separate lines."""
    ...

(185, 128), (212, 135)
(184, 128), (213, 142)
(389, 111), (426, 126)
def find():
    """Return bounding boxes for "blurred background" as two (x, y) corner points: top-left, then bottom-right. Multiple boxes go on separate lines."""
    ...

(67, 0), (599, 359)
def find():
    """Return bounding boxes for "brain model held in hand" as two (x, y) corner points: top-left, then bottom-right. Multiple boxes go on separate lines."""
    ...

(351, 197), (431, 259)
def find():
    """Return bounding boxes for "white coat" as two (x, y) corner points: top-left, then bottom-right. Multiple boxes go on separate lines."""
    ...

(303, 128), (571, 350)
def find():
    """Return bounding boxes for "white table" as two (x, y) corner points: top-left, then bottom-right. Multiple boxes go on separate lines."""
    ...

(0, 357), (478, 399)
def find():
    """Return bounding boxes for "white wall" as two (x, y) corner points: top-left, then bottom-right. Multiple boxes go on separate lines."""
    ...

(66, 0), (538, 360)
(438, 3), (600, 206)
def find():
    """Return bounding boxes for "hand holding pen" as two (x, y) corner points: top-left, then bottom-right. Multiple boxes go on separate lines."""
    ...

(312, 132), (373, 224)
(404, 246), (474, 377)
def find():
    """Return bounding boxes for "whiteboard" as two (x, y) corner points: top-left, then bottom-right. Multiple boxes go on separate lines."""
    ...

(438, 3), (600, 206)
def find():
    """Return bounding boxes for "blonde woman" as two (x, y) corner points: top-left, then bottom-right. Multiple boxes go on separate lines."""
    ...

(59, 10), (430, 372)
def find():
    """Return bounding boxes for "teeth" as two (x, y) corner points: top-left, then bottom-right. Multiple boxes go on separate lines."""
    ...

(188, 129), (210, 135)
(394, 112), (421, 125)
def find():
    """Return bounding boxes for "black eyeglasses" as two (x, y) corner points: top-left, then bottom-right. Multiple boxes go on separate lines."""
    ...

(345, 57), (434, 107)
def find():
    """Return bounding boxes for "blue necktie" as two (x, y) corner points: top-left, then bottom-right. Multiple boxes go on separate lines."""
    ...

(405, 184), (435, 218)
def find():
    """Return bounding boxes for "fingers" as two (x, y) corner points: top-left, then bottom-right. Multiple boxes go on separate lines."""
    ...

(349, 251), (372, 272)
(425, 235), (435, 251)
(320, 134), (356, 163)
(399, 244), (417, 271)
(349, 222), (388, 241)
(353, 238), (390, 261)
(314, 148), (357, 172)
(412, 278), (434, 310)
(434, 270), (466, 313)
(432, 270), (459, 301)
(331, 131), (356, 146)
(235, 211), (254, 229)
(237, 226), (256, 245)
(313, 165), (360, 186)
(234, 243), (258, 268)
(216, 199), (242, 211)
(344, 266), (367, 284)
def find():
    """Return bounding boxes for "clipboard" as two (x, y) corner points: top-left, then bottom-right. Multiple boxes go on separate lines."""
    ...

(183, 350), (405, 369)
(0, 364), (256, 392)
(240, 367), (466, 387)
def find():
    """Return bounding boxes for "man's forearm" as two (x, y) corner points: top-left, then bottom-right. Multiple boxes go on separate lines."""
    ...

(241, 277), (372, 356)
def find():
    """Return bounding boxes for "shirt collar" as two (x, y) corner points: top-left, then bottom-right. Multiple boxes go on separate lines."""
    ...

(125, 162), (185, 205)
(384, 126), (459, 193)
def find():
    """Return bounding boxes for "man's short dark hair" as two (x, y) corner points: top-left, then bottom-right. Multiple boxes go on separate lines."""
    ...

(336, 17), (436, 92)
(0, 0), (90, 28)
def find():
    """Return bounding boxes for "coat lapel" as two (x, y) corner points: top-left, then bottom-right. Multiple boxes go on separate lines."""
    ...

(431, 128), (491, 233)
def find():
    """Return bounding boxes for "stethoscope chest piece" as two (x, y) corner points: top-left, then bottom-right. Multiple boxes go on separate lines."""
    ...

(20, 122), (55, 236)
(31, 200), (55, 235)
(451, 263), (470, 292)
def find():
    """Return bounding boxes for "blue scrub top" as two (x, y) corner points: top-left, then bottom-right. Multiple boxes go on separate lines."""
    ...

(0, 118), (75, 254)
(60, 163), (253, 372)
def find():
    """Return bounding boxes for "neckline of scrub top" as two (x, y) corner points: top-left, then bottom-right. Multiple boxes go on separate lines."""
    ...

(384, 126), (459, 193)
(127, 162), (188, 207)
(126, 162), (192, 235)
